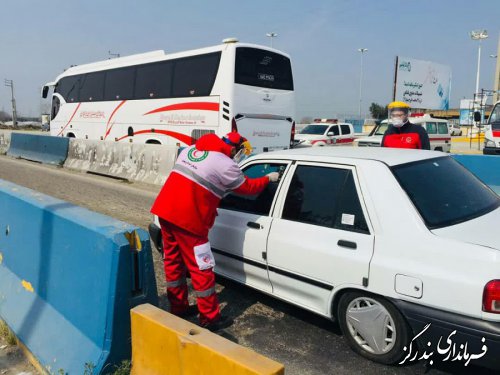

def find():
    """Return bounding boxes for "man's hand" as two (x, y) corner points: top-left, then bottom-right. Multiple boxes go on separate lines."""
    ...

(267, 172), (280, 182)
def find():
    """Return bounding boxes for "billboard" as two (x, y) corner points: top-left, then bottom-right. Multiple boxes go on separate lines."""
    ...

(394, 56), (452, 110)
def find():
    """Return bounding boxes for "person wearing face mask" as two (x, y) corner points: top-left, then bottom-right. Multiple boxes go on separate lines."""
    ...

(381, 101), (430, 150)
(151, 132), (279, 331)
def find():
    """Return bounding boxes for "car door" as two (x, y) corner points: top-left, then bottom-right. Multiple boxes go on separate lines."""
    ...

(327, 125), (340, 144)
(339, 124), (354, 144)
(266, 162), (375, 315)
(209, 160), (291, 293)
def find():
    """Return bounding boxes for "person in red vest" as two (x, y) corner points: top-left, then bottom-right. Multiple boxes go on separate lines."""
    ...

(381, 101), (430, 150)
(151, 132), (279, 330)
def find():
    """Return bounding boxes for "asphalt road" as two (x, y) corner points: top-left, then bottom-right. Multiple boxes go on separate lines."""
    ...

(0, 155), (494, 375)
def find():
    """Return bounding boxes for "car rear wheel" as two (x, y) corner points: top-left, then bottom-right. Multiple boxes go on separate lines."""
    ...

(338, 291), (411, 365)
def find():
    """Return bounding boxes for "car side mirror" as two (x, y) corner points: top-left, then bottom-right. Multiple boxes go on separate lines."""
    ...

(41, 86), (49, 99)
(474, 111), (481, 122)
(327, 132), (334, 137)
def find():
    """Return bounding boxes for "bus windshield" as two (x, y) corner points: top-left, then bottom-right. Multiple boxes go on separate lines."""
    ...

(235, 47), (293, 90)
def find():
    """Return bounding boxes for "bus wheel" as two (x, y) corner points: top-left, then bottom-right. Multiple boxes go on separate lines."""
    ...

(66, 133), (76, 138)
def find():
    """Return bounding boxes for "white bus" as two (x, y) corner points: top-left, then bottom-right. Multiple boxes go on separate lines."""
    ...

(41, 38), (295, 153)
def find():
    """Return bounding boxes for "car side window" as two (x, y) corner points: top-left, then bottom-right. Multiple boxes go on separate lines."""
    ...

(437, 123), (448, 134)
(340, 124), (351, 135)
(282, 165), (347, 227)
(282, 165), (369, 233)
(334, 171), (370, 234)
(329, 125), (340, 136)
(426, 122), (437, 134)
(219, 163), (286, 215)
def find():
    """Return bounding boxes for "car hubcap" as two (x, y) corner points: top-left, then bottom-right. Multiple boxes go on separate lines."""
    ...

(345, 297), (396, 355)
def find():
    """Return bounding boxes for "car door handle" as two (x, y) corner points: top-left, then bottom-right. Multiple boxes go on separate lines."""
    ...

(337, 240), (357, 249)
(247, 222), (262, 229)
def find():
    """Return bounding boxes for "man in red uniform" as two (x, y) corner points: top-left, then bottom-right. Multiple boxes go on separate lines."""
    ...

(381, 101), (430, 150)
(151, 132), (279, 330)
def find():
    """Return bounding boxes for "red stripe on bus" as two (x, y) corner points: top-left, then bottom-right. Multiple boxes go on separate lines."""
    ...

(104, 100), (127, 139)
(492, 131), (500, 137)
(116, 129), (195, 145)
(57, 103), (82, 136)
(144, 102), (219, 115)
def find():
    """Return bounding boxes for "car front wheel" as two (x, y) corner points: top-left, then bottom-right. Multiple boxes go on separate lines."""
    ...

(338, 291), (411, 365)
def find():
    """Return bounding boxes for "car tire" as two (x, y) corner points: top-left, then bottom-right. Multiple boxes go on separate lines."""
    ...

(338, 291), (411, 365)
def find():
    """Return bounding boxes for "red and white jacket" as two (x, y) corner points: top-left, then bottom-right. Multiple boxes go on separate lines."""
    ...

(151, 134), (269, 237)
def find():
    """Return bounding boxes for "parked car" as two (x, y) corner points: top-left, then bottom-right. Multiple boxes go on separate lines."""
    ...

(204, 148), (498, 369)
(484, 100), (500, 155)
(448, 122), (462, 136)
(294, 121), (354, 147)
(356, 115), (451, 152)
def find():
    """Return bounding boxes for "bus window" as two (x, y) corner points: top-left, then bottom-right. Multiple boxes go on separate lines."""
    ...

(104, 67), (135, 101)
(135, 61), (173, 99)
(51, 96), (60, 120)
(235, 47), (293, 90)
(55, 75), (81, 103)
(80, 72), (105, 102)
(172, 52), (221, 97)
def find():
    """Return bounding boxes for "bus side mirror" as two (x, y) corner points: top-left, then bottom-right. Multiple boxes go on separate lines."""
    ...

(473, 111), (481, 123)
(41, 86), (49, 99)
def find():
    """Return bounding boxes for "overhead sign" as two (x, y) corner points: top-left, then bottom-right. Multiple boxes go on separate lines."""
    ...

(394, 56), (452, 110)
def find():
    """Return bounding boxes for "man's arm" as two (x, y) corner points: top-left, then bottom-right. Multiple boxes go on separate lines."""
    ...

(233, 176), (270, 195)
(419, 128), (431, 150)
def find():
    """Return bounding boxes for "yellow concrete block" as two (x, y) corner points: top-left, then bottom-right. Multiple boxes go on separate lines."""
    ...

(131, 304), (285, 375)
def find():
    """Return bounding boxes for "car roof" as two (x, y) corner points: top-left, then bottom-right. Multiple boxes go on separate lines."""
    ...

(249, 147), (445, 167)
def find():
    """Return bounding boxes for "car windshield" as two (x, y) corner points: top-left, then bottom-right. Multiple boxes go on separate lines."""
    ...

(374, 123), (389, 136)
(300, 125), (328, 135)
(489, 103), (500, 126)
(392, 156), (500, 229)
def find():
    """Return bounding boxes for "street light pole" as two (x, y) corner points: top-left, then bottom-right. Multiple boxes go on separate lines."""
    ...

(358, 48), (368, 118)
(470, 30), (488, 96)
(266, 32), (278, 48)
(4, 79), (17, 126)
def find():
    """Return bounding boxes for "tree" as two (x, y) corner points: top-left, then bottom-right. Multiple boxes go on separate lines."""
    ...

(369, 103), (388, 120)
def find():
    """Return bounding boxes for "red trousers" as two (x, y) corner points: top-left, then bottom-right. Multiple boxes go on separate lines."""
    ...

(159, 218), (220, 325)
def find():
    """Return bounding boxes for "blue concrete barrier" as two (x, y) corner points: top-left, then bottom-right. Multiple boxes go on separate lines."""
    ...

(7, 133), (69, 165)
(452, 154), (500, 194)
(0, 179), (158, 374)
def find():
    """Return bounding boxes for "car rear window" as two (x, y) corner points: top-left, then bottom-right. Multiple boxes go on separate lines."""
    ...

(392, 157), (499, 229)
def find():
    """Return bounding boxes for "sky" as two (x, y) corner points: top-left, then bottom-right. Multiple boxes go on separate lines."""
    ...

(0, 0), (499, 120)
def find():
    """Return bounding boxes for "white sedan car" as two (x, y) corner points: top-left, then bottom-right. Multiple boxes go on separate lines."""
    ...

(207, 147), (500, 369)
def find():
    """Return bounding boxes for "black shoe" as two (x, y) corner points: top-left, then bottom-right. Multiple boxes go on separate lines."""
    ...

(201, 316), (233, 332)
(176, 305), (198, 318)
